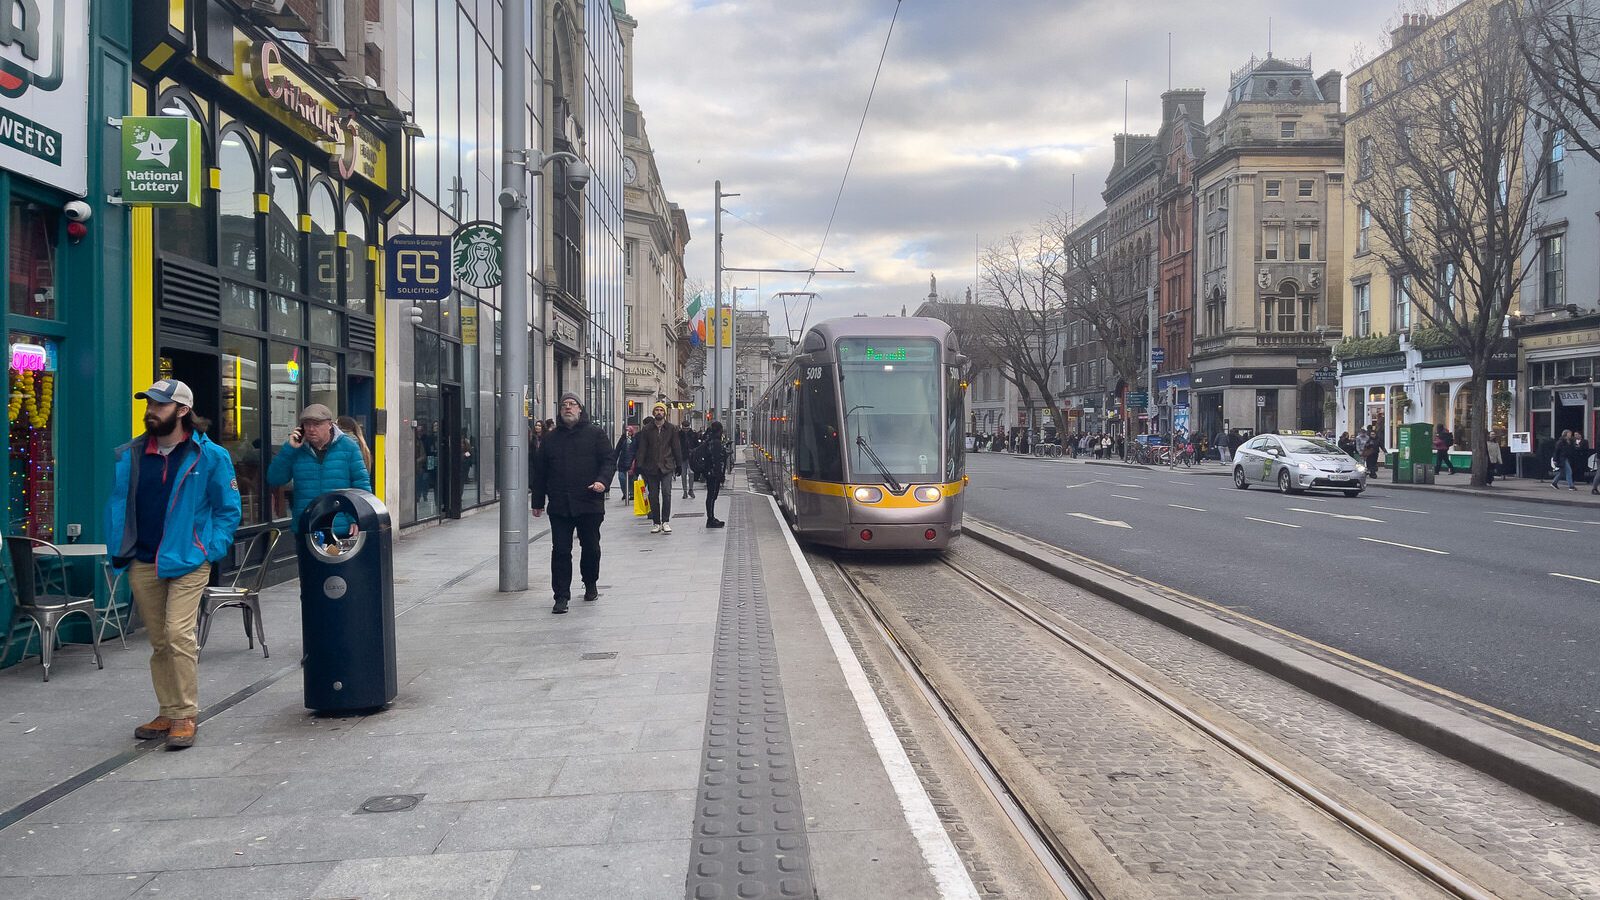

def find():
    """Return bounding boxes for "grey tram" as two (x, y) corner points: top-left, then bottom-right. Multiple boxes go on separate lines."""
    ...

(751, 316), (968, 550)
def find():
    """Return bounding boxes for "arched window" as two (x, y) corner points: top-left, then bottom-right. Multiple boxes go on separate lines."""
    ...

(1278, 281), (1298, 332)
(156, 94), (210, 260)
(307, 181), (338, 303)
(267, 157), (302, 294)
(344, 199), (371, 314)
(218, 128), (258, 280)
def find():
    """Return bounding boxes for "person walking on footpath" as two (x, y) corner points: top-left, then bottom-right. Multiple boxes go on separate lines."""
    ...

(693, 420), (730, 528)
(1433, 424), (1456, 475)
(680, 422), (700, 500)
(530, 392), (615, 614)
(633, 401), (679, 534)
(1551, 429), (1575, 490)
(267, 404), (372, 541)
(1362, 425), (1383, 475)
(105, 380), (241, 749)
(613, 423), (638, 504)
(336, 415), (374, 475)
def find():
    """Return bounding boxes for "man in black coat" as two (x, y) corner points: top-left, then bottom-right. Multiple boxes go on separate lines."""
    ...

(531, 392), (616, 614)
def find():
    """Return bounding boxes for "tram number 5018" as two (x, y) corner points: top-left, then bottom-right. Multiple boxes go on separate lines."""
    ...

(805, 366), (823, 380)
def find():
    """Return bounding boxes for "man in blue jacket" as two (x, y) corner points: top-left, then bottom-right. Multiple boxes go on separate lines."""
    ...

(105, 380), (241, 749)
(266, 403), (372, 536)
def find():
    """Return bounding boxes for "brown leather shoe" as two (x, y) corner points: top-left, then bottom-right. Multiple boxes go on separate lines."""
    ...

(165, 717), (197, 749)
(134, 716), (173, 740)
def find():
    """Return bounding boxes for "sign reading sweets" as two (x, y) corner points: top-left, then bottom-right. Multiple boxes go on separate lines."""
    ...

(0, 0), (88, 195)
(451, 221), (504, 289)
(121, 117), (202, 206)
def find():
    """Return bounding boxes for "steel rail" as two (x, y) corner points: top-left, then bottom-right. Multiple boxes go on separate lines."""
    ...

(828, 558), (1097, 900)
(936, 556), (1497, 900)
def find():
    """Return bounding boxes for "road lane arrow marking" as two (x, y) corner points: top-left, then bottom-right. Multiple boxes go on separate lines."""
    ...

(1109, 494), (1142, 501)
(1494, 520), (1578, 533)
(1360, 537), (1448, 555)
(1061, 480), (1106, 489)
(1068, 512), (1132, 529)
(1244, 516), (1301, 528)
(1287, 507), (1385, 523)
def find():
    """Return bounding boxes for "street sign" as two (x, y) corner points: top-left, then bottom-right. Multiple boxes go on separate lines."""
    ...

(120, 116), (202, 206)
(451, 221), (504, 289)
(460, 305), (478, 345)
(385, 234), (452, 301)
(1256, 395), (1266, 407)
(1314, 365), (1338, 384)
(1151, 347), (1165, 365)
(1126, 391), (1149, 408)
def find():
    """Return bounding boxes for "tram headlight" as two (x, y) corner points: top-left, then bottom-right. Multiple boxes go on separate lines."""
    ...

(852, 486), (883, 503)
(913, 486), (942, 503)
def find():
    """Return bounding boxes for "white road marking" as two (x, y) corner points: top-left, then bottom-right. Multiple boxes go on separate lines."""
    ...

(1068, 512), (1132, 529)
(1288, 507), (1385, 523)
(1244, 516), (1301, 528)
(1494, 511), (1600, 526)
(763, 494), (981, 900)
(1110, 482), (1143, 488)
(1061, 481), (1105, 489)
(1109, 494), (1142, 501)
(1372, 505), (1428, 514)
(1169, 480), (1196, 486)
(1551, 572), (1600, 586)
(1168, 503), (1207, 512)
(1494, 520), (1579, 533)
(1360, 537), (1448, 555)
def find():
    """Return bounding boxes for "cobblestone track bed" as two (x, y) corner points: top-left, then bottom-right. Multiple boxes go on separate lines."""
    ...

(946, 538), (1600, 900)
(843, 558), (1447, 899)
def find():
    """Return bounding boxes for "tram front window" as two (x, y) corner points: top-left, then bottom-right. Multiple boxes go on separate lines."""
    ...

(837, 338), (942, 485)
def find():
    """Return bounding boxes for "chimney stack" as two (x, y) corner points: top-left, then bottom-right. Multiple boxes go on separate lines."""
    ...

(1161, 88), (1206, 126)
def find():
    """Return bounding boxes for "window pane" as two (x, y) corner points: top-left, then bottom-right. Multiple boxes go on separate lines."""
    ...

(309, 347), (339, 413)
(267, 341), (305, 521)
(157, 189), (209, 261)
(9, 200), (58, 319)
(309, 304), (340, 346)
(7, 332), (58, 539)
(308, 183), (338, 303)
(222, 282), (262, 330)
(269, 295), (304, 339)
(220, 334), (264, 526)
(219, 132), (259, 279)
(267, 163), (301, 294)
(344, 202), (370, 313)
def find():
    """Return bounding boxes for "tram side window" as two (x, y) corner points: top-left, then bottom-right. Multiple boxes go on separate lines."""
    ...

(795, 364), (843, 481)
(946, 367), (964, 481)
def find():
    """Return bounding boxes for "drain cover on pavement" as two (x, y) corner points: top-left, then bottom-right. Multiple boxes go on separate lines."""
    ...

(580, 652), (618, 660)
(357, 794), (423, 814)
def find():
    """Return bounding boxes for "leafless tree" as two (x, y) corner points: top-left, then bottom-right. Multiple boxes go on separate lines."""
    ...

(1519, 0), (1600, 163)
(1350, 0), (1549, 486)
(978, 224), (1069, 432)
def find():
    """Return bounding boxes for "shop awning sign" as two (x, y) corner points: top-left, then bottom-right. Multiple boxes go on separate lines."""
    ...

(0, 0), (88, 195)
(120, 116), (201, 206)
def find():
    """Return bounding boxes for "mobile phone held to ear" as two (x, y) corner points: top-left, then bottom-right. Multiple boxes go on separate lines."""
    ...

(292, 426), (305, 444)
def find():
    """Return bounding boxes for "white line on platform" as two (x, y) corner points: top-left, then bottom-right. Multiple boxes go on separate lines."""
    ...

(764, 494), (980, 900)
(1360, 537), (1448, 555)
(1109, 494), (1142, 501)
(1244, 516), (1301, 528)
(1551, 572), (1600, 585)
(1372, 505), (1428, 514)
(1494, 520), (1579, 533)
(1168, 503), (1207, 512)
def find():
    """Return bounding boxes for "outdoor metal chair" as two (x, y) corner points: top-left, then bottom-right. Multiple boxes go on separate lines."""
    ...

(198, 528), (283, 658)
(96, 561), (134, 649)
(0, 535), (105, 682)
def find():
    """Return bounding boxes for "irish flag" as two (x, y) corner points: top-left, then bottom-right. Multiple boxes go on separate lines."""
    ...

(687, 294), (706, 346)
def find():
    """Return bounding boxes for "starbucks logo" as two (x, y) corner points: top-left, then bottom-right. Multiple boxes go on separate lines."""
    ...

(451, 222), (504, 289)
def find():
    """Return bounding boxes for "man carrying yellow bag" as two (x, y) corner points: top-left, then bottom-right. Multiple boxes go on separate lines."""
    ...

(632, 476), (650, 517)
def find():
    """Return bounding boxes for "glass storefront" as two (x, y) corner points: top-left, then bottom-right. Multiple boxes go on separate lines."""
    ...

(5, 199), (62, 541)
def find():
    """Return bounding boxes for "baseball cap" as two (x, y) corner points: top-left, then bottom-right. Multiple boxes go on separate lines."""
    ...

(135, 379), (195, 407)
(299, 403), (335, 423)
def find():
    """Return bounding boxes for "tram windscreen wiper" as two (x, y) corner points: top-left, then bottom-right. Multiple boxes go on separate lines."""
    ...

(854, 435), (903, 494)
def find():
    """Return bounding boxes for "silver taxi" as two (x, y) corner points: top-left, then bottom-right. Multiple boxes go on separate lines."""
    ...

(1232, 434), (1368, 496)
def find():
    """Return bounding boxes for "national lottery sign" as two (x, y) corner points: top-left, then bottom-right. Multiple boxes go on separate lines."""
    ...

(0, 0), (88, 195)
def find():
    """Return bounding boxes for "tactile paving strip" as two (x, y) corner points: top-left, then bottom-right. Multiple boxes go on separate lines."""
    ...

(686, 495), (817, 900)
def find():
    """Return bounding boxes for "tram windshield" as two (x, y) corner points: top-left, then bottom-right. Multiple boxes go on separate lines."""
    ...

(837, 338), (943, 484)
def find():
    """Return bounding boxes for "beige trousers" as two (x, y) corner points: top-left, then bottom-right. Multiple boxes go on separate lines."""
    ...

(128, 561), (210, 719)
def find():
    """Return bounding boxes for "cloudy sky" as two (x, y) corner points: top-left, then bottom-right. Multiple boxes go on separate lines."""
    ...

(623, 0), (1405, 334)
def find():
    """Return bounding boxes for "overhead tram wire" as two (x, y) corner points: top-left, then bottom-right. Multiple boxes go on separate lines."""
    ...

(722, 208), (849, 274)
(803, 0), (904, 293)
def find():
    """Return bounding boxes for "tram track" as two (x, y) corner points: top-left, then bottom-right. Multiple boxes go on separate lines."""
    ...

(828, 554), (1499, 900)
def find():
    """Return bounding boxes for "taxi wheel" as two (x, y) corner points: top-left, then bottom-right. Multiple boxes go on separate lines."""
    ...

(1277, 469), (1299, 494)
(1233, 467), (1250, 490)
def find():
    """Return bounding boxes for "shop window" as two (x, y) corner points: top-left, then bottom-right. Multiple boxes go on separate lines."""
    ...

(218, 130), (260, 279)
(8, 200), (58, 320)
(220, 334), (264, 526)
(222, 283), (262, 331)
(309, 348), (339, 413)
(344, 200), (370, 314)
(269, 295), (304, 339)
(268, 341), (305, 521)
(308, 182), (338, 303)
(309, 304), (340, 346)
(7, 335), (56, 539)
(267, 159), (302, 294)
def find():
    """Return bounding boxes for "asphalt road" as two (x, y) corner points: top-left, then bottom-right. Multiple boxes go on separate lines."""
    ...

(961, 451), (1600, 746)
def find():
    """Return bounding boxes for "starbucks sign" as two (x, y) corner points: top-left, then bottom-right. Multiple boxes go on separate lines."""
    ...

(121, 117), (202, 206)
(0, 0), (88, 194)
(451, 221), (504, 289)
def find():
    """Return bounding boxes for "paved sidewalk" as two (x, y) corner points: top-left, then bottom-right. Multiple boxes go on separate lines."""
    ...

(0, 476), (961, 899)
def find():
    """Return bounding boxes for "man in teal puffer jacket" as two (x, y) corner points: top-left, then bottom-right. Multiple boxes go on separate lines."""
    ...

(105, 379), (241, 749)
(266, 404), (372, 535)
